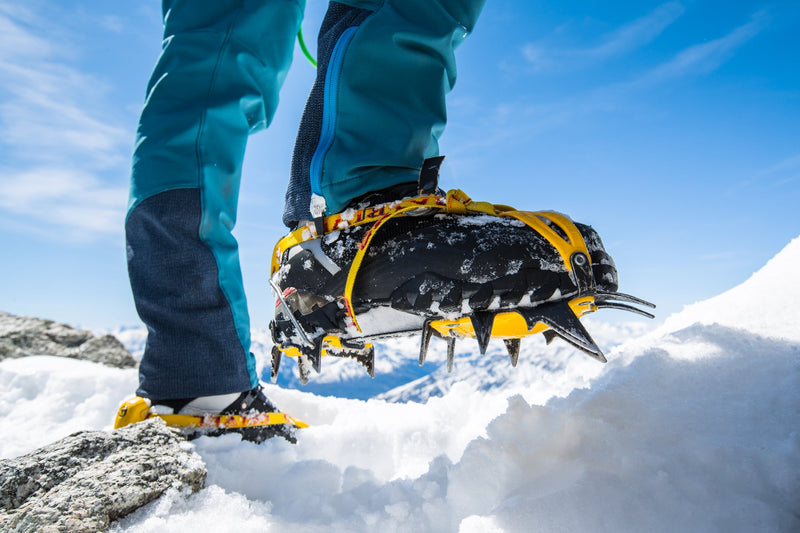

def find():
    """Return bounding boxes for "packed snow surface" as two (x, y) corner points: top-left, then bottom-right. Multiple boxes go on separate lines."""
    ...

(2, 237), (799, 532)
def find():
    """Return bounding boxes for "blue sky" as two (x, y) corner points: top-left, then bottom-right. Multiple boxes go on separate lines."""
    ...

(0, 0), (798, 331)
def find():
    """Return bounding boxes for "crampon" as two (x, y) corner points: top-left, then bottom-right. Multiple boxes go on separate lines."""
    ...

(114, 394), (308, 443)
(269, 159), (654, 384)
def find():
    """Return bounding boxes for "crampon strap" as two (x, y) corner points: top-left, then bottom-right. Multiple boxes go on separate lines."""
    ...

(271, 189), (592, 332)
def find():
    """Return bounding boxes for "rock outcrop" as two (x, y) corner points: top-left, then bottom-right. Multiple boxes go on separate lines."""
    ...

(0, 418), (207, 532)
(0, 311), (137, 368)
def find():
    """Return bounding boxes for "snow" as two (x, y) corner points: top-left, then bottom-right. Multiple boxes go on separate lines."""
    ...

(0, 355), (137, 458)
(659, 235), (800, 343)
(2, 236), (799, 532)
(310, 194), (327, 219)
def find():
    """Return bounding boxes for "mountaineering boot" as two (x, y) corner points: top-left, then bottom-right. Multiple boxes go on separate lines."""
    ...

(114, 384), (307, 443)
(269, 159), (655, 382)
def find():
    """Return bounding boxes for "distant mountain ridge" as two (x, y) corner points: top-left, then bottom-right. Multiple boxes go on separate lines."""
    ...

(113, 318), (652, 402)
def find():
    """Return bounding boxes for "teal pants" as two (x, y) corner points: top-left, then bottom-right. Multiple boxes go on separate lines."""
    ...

(127, 0), (486, 400)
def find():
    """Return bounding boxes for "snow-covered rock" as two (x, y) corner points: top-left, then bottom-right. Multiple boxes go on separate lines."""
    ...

(0, 418), (205, 533)
(0, 311), (136, 368)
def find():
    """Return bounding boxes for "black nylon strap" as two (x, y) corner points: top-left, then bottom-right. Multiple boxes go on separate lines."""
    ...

(418, 155), (445, 195)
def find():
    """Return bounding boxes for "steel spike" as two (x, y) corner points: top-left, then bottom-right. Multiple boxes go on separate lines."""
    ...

(544, 303), (605, 362)
(419, 320), (434, 366)
(365, 345), (375, 378)
(595, 291), (656, 309)
(297, 353), (311, 385)
(270, 345), (282, 383)
(519, 302), (606, 362)
(446, 336), (456, 373)
(470, 311), (495, 355)
(542, 330), (558, 345)
(549, 329), (606, 363)
(504, 338), (521, 367)
(309, 342), (323, 374)
(596, 301), (656, 319)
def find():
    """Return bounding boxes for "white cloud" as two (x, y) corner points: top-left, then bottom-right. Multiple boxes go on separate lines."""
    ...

(457, 9), (771, 161)
(100, 15), (125, 34)
(586, 2), (685, 59)
(728, 153), (800, 194)
(0, 86), (128, 168)
(760, 154), (800, 183)
(0, 10), (58, 60)
(522, 2), (685, 70)
(0, 167), (128, 241)
(637, 10), (769, 84)
(0, 2), (131, 241)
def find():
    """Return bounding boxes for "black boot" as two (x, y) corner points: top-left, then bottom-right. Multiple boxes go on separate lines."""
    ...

(269, 167), (654, 381)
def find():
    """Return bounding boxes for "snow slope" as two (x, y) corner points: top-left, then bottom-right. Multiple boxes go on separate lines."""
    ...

(2, 237), (799, 532)
(659, 235), (800, 343)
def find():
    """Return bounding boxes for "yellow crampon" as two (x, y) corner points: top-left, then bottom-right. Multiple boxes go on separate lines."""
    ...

(113, 396), (308, 431)
(270, 188), (654, 377)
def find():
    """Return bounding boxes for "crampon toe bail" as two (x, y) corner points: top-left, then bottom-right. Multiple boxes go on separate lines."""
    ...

(268, 183), (655, 382)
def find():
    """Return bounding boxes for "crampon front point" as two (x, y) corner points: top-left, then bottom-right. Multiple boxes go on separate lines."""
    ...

(268, 167), (654, 384)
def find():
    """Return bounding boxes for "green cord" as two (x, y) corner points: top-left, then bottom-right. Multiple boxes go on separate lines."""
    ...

(297, 28), (317, 68)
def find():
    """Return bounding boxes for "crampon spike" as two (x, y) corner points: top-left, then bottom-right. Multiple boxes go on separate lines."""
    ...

(309, 342), (323, 374)
(596, 301), (656, 319)
(364, 345), (375, 378)
(336, 340), (375, 378)
(419, 320), (434, 366)
(270, 345), (282, 383)
(595, 291), (656, 318)
(504, 338), (521, 367)
(542, 330), (558, 345)
(296, 353), (312, 385)
(596, 290), (655, 307)
(446, 336), (456, 373)
(519, 302), (606, 362)
(470, 311), (495, 355)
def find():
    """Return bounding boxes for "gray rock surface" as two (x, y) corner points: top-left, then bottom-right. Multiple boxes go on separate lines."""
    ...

(0, 418), (207, 532)
(0, 311), (137, 368)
